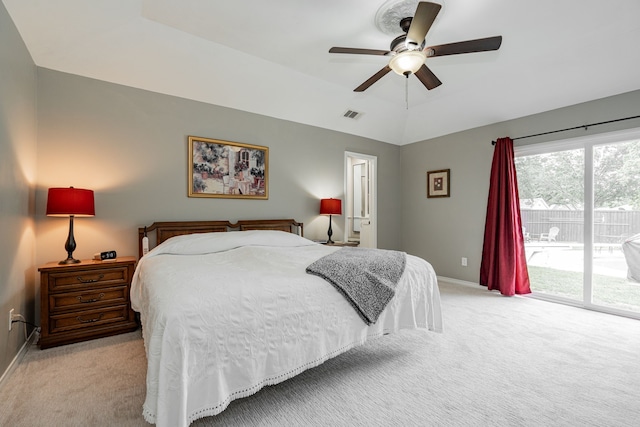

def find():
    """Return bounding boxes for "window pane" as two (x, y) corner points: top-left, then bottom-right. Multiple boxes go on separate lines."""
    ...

(592, 140), (640, 312)
(516, 148), (585, 301)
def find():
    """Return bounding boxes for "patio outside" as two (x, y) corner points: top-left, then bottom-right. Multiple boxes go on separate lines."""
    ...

(525, 239), (640, 312)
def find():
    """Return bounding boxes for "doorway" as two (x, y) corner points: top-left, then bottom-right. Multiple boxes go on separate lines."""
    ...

(345, 152), (377, 248)
(515, 128), (640, 319)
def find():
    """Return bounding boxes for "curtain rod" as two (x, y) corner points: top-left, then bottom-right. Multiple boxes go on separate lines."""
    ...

(491, 114), (640, 145)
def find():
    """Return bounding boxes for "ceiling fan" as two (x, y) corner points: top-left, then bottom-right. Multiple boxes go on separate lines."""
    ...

(329, 1), (502, 92)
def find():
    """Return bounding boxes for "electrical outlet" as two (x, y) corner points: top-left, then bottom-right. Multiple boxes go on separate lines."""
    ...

(9, 308), (14, 331)
(461, 257), (468, 267)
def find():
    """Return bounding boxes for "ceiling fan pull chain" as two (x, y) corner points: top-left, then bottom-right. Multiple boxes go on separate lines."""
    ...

(405, 74), (409, 110)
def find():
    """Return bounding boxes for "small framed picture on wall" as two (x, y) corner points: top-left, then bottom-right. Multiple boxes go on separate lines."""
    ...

(427, 169), (450, 198)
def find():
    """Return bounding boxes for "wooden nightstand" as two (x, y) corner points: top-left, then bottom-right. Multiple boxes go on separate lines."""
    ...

(322, 241), (359, 247)
(38, 256), (138, 349)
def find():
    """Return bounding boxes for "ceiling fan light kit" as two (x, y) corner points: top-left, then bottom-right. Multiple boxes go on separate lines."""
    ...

(389, 50), (426, 75)
(329, 1), (502, 93)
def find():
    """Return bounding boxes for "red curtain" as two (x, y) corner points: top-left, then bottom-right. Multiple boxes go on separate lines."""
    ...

(480, 137), (531, 296)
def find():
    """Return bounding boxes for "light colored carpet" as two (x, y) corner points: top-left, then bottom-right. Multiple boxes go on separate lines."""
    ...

(1, 281), (640, 426)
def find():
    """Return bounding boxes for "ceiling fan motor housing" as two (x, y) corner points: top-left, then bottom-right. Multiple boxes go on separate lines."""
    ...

(391, 33), (425, 53)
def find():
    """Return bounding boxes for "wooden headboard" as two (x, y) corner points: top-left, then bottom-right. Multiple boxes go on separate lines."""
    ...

(137, 219), (303, 258)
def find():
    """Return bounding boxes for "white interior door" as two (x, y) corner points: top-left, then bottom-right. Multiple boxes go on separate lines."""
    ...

(359, 219), (372, 248)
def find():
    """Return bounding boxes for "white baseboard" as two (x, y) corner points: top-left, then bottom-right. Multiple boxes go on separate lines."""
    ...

(0, 329), (39, 390)
(438, 276), (534, 297)
(437, 276), (480, 288)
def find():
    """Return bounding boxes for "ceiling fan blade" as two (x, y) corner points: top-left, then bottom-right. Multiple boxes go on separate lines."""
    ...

(329, 47), (391, 56)
(354, 65), (392, 92)
(406, 2), (442, 49)
(426, 36), (502, 57)
(414, 64), (442, 90)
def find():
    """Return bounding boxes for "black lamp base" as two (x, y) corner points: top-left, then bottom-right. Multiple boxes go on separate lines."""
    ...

(326, 214), (335, 244)
(59, 215), (81, 265)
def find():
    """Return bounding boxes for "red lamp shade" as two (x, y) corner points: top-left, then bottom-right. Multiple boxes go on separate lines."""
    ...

(320, 198), (342, 215)
(46, 187), (95, 265)
(46, 187), (95, 217)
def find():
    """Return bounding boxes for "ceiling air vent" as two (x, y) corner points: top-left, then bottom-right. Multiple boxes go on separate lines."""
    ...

(343, 109), (362, 120)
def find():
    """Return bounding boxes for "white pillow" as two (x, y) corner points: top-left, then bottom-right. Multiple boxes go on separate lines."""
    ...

(146, 229), (317, 257)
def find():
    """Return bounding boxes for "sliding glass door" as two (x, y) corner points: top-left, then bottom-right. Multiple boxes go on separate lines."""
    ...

(515, 129), (640, 319)
(591, 140), (640, 312)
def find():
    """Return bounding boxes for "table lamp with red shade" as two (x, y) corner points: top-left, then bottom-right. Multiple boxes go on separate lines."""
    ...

(320, 198), (342, 244)
(46, 187), (95, 264)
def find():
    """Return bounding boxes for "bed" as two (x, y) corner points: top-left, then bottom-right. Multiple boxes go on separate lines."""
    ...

(131, 219), (442, 427)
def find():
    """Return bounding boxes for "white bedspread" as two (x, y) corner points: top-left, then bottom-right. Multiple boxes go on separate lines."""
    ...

(131, 230), (442, 427)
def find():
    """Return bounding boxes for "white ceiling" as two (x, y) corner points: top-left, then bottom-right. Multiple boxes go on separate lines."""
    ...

(5, 0), (640, 145)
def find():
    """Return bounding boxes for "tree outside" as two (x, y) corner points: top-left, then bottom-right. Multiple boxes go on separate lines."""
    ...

(516, 140), (640, 210)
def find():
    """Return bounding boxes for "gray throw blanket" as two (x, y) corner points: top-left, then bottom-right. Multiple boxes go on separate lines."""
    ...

(306, 247), (407, 325)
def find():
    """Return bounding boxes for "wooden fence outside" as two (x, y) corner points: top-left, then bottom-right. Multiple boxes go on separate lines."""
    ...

(521, 209), (640, 243)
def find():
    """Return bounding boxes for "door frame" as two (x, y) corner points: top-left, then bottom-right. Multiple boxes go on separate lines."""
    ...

(344, 151), (377, 248)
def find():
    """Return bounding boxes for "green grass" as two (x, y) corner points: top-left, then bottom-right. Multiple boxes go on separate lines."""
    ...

(527, 265), (640, 311)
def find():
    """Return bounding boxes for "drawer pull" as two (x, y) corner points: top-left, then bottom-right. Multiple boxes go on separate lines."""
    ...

(76, 274), (104, 284)
(76, 313), (105, 324)
(77, 293), (105, 303)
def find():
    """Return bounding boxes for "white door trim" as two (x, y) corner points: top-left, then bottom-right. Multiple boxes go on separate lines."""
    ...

(344, 151), (377, 248)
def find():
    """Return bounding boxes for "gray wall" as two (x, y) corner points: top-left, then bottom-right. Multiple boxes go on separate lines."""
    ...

(0, 2), (37, 377)
(34, 69), (403, 269)
(401, 89), (640, 283)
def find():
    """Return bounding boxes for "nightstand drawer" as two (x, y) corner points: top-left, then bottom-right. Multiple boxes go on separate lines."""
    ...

(49, 286), (129, 313)
(48, 305), (131, 334)
(48, 265), (129, 292)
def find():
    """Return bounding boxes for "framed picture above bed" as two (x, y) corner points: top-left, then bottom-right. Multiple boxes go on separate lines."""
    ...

(427, 169), (450, 198)
(188, 136), (268, 199)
